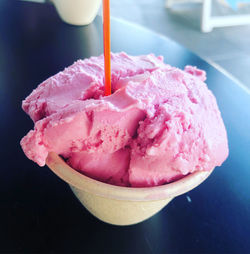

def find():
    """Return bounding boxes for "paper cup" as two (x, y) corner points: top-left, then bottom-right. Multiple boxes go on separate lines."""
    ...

(46, 152), (213, 226)
(51, 0), (102, 26)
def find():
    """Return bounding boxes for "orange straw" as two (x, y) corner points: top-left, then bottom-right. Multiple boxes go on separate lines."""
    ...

(103, 0), (111, 96)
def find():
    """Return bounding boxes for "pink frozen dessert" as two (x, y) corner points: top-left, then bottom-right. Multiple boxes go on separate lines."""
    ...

(21, 52), (228, 187)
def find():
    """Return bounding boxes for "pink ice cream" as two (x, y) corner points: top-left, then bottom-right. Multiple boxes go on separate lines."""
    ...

(21, 52), (228, 187)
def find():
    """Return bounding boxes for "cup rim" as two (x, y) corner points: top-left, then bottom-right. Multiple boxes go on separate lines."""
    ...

(46, 152), (213, 201)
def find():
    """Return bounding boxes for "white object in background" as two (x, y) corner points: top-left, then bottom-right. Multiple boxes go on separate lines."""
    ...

(166, 0), (202, 8)
(51, 0), (102, 25)
(201, 0), (213, 32)
(166, 0), (250, 32)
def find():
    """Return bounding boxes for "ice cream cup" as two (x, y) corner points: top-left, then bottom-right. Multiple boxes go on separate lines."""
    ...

(51, 0), (102, 26)
(46, 152), (213, 226)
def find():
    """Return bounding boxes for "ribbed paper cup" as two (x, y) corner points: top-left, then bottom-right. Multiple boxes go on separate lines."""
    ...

(46, 152), (212, 226)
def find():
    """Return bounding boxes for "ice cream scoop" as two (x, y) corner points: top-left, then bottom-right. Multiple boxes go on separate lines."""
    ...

(21, 52), (228, 188)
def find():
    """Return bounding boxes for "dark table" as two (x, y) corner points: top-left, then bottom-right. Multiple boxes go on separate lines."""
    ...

(1, 1), (250, 253)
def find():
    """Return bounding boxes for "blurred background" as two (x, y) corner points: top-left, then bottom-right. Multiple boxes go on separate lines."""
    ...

(24, 0), (250, 91)
(109, 0), (250, 91)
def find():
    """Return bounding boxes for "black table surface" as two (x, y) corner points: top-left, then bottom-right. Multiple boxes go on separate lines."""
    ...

(1, 1), (250, 253)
